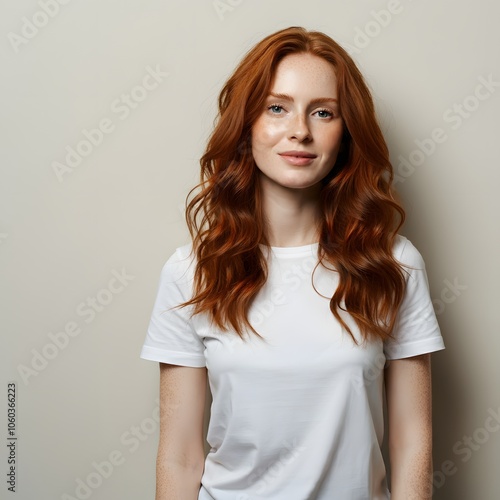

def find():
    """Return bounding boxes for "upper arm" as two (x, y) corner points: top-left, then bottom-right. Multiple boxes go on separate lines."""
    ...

(384, 353), (433, 449)
(157, 362), (208, 471)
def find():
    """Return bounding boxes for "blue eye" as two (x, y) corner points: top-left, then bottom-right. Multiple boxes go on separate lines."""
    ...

(268, 104), (284, 114)
(315, 109), (333, 118)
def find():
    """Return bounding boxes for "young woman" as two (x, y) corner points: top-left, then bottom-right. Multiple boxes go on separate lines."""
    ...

(140, 26), (445, 499)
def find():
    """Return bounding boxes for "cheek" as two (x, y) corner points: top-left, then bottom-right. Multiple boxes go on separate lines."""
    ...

(322, 127), (344, 156)
(252, 119), (285, 150)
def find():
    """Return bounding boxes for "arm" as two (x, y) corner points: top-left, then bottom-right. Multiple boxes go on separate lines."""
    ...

(385, 353), (434, 499)
(156, 362), (208, 500)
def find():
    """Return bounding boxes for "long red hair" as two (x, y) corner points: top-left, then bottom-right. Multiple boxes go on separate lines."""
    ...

(179, 26), (407, 344)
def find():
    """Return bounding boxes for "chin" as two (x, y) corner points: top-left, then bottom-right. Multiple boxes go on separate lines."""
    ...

(281, 180), (321, 190)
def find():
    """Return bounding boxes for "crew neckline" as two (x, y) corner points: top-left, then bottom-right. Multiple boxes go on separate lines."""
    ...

(259, 241), (320, 256)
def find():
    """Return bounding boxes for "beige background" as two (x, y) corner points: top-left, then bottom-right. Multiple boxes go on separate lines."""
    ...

(1, 0), (499, 498)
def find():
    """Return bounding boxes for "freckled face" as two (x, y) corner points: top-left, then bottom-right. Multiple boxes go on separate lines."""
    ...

(251, 52), (344, 193)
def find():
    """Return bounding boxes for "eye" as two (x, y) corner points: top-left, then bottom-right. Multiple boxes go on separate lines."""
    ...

(267, 104), (285, 114)
(314, 108), (334, 119)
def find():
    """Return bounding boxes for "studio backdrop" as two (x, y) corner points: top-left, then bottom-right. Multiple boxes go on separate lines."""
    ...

(1, 1), (499, 499)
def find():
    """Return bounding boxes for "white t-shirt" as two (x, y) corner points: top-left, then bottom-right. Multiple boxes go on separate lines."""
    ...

(140, 234), (445, 499)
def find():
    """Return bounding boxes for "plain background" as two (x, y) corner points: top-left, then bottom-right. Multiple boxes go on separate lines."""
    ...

(1, 0), (499, 498)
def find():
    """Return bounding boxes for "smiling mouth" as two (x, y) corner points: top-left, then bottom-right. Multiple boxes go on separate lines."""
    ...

(278, 152), (317, 166)
(279, 151), (317, 158)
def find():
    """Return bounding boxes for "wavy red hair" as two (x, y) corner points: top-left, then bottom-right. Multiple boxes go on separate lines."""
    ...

(179, 26), (407, 344)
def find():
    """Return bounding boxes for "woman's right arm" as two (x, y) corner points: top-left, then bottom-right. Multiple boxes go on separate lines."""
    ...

(156, 362), (208, 500)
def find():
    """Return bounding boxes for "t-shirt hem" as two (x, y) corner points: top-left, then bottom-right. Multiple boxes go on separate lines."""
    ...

(384, 336), (445, 360)
(140, 345), (206, 367)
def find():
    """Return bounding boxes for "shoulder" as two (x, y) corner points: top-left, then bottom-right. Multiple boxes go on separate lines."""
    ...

(392, 234), (426, 271)
(160, 241), (196, 284)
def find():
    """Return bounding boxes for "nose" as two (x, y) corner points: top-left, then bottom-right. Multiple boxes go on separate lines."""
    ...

(288, 113), (311, 142)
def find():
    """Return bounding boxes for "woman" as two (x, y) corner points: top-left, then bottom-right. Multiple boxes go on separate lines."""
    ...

(140, 26), (445, 499)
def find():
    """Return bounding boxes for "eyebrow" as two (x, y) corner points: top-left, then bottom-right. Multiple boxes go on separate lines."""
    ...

(267, 92), (338, 105)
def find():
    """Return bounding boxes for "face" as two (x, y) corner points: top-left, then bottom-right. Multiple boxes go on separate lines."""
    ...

(251, 52), (344, 194)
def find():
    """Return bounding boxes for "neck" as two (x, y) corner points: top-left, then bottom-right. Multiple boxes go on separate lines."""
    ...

(259, 176), (321, 247)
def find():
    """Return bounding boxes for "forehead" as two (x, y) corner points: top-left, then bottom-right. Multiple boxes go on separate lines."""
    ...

(269, 52), (338, 97)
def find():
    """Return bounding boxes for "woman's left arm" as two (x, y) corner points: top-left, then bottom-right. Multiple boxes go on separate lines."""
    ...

(385, 353), (434, 499)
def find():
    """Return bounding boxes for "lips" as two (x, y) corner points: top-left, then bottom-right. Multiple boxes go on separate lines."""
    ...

(279, 150), (317, 158)
(278, 150), (317, 166)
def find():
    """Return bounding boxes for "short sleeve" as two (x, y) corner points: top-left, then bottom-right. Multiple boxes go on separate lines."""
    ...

(383, 236), (445, 360)
(140, 245), (206, 367)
